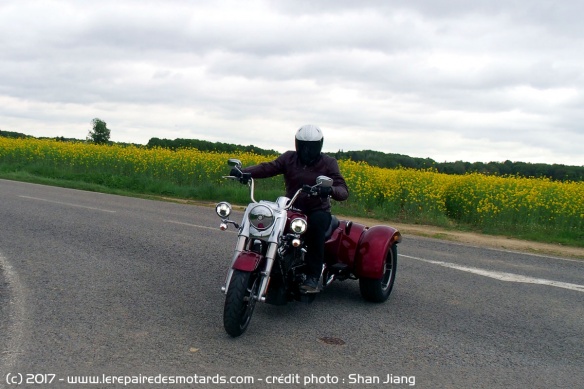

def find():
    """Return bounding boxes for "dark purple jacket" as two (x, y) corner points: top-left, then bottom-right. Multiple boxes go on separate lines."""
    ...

(243, 151), (349, 213)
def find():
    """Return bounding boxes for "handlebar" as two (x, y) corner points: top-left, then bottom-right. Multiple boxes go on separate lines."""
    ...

(223, 161), (332, 210)
(223, 175), (323, 210)
(223, 175), (258, 204)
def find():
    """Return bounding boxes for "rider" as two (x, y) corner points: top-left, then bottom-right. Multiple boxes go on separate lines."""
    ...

(231, 125), (349, 293)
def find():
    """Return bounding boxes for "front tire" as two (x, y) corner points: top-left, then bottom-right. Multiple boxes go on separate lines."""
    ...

(359, 244), (397, 302)
(223, 270), (260, 337)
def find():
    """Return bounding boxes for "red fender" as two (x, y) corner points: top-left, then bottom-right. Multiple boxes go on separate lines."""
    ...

(354, 225), (401, 279)
(325, 220), (366, 265)
(232, 251), (264, 272)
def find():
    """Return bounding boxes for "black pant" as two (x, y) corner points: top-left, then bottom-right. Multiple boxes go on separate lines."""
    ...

(304, 210), (332, 278)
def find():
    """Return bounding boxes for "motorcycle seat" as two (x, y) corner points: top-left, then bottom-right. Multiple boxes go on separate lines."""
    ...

(325, 215), (340, 240)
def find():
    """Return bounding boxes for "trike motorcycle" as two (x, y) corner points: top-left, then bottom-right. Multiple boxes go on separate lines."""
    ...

(216, 159), (402, 337)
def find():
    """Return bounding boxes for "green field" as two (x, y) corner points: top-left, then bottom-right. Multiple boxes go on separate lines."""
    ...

(1, 137), (582, 247)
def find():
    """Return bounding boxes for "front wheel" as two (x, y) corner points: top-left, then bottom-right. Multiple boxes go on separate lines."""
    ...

(359, 244), (397, 303)
(223, 270), (260, 337)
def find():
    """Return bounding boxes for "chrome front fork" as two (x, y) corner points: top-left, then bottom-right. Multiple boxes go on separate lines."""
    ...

(221, 236), (246, 293)
(257, 243), (277, 302)
(221, 239), (277, 304)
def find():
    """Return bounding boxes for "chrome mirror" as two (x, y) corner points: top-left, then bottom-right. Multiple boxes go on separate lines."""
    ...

(228, 159), (242, 168)
(316, 176), (333, 188)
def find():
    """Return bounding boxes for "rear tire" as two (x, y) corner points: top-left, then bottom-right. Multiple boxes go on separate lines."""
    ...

(359, 244), (397, 302)
(223, 270), (260, 337)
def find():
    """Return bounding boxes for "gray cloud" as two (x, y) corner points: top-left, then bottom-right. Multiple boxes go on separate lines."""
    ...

(0, 0), (582, 165)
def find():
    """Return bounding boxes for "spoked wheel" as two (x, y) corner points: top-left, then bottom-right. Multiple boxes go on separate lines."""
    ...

(359, 244), (398, 302)
(223, 270), (260, 337)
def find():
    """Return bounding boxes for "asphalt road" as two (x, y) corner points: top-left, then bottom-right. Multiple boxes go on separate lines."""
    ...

(1, 179), (582, 389)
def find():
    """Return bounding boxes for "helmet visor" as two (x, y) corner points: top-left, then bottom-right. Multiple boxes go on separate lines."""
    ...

(296, 139), (322, 166)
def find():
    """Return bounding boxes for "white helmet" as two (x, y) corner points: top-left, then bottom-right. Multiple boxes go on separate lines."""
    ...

(295, 124), (323, 141)
(295, 124), (324, 166)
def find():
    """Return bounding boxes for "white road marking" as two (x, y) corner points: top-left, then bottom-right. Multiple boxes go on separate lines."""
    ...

(18, 195), (116, 213)
(0, 252), (27, 373)
(164, 220), (237, 233)
(402, 254), (584, 293)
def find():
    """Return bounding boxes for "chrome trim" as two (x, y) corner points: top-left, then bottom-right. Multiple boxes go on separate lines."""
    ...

(215, 201), (232, 218)
(249, 178), (257, 204)
(290, 218), (307, 234)
(285, 188), (304, 210)
(257, 243), (277, 302)
(222, 236), (247, 294)
(248, 204), (275, 231)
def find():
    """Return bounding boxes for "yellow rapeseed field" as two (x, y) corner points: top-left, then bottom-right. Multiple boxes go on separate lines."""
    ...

(1, 137), (583, 237)
(0, 137), (272, 185)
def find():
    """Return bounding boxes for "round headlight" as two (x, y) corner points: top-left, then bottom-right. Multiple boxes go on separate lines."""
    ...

(248, 204), (274, 231)
(216, 202), (232, 218)
(290, 218), (307, 234)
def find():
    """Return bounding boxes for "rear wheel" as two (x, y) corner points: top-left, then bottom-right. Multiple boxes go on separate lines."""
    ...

(359, 244), (397, 302)
(223, 270), (260, 337)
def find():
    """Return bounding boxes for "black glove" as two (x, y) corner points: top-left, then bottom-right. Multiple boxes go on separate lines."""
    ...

(230, 168), (242, 178)
(240, 173), (251, 184)
(302, 184), (315, 195)
(317, 186), (332, 198)
(302, 185), (332, 197)
(230, 168), (251, 184)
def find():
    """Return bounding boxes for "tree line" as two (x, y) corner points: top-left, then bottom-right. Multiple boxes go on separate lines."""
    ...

(330, 150), (584, 182)
(0, 130), (29, 138)
(146, 137), (278, 156)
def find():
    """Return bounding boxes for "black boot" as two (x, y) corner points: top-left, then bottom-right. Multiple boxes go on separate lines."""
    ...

(300, 276), (320, 293)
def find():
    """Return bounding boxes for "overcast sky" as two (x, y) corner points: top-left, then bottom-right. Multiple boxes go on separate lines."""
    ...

(1, 0), (583, 165)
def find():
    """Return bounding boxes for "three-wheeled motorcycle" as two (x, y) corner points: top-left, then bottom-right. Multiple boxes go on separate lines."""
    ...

(216, 159), (401, 337)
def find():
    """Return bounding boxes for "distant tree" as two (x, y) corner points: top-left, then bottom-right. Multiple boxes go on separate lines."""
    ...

(87, 118), (110, 144)
(452, 160), (467, 175)
(500, 160), (514, 175)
